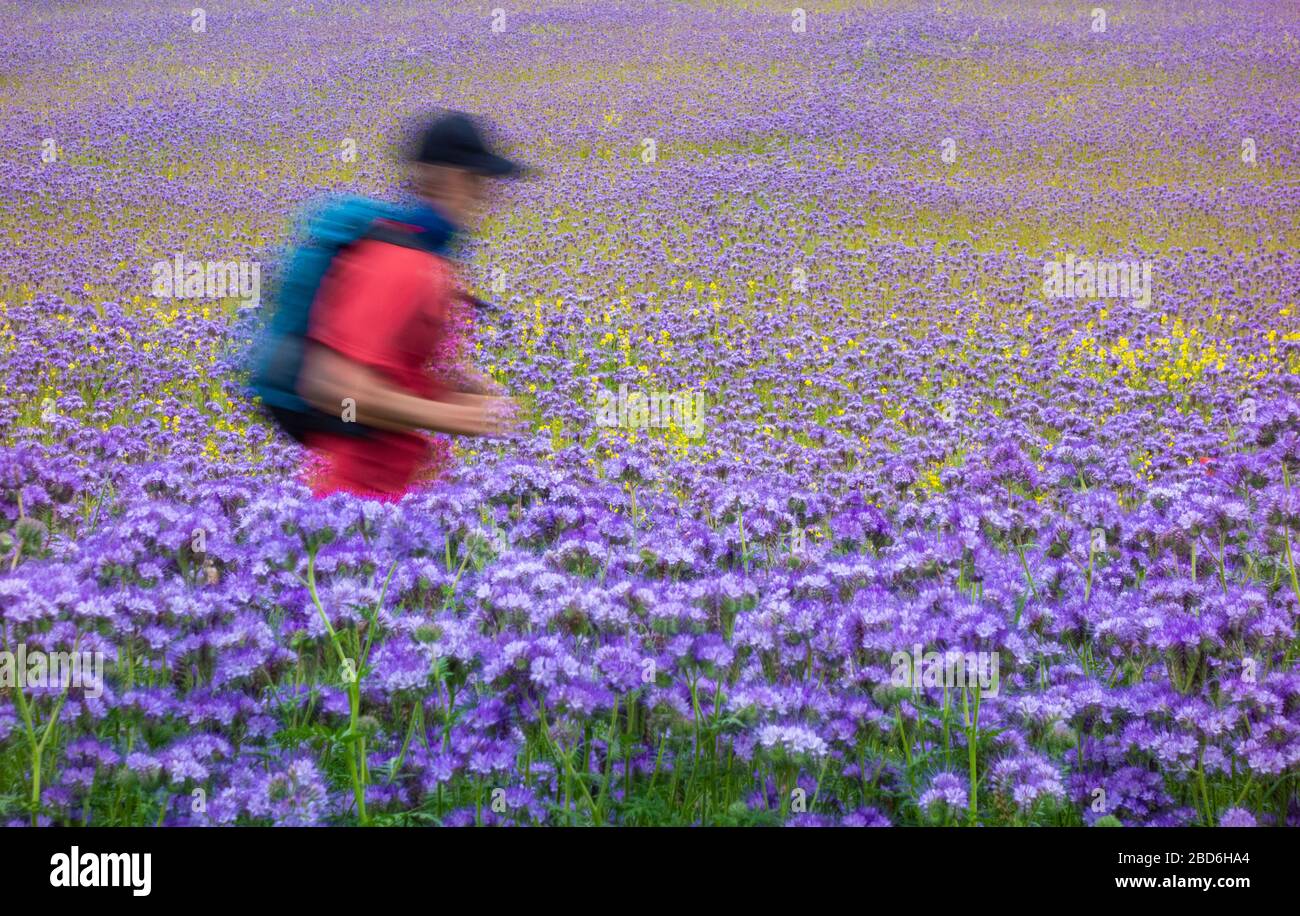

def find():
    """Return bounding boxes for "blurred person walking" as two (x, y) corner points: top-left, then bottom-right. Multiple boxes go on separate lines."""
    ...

(250, 111), (526, 500)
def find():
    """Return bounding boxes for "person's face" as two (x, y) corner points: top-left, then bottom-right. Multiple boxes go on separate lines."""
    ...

(413, 163), (489, 230)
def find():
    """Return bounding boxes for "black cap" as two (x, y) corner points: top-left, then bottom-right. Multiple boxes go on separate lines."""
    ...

(407, 110), (525, 177)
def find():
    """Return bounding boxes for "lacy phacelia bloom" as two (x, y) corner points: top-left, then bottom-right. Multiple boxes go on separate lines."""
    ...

(756, 724), (829, 759)
(1219, 808), (1257, 828)
(919, 772), (968, 814)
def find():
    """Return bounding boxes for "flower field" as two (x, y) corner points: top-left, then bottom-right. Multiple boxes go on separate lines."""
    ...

(2, 0), (1300, 827)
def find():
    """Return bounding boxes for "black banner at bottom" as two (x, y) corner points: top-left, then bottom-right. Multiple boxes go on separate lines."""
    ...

(1, 826), (1279, 901)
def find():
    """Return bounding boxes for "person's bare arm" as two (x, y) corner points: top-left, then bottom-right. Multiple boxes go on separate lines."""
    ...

(298, 343), (515, 437)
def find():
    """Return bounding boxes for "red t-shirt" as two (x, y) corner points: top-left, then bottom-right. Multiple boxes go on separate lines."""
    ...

(303, 232), (458, 500)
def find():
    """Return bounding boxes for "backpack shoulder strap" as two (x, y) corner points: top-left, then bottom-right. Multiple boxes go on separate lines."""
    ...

(361, 219), (443, 254)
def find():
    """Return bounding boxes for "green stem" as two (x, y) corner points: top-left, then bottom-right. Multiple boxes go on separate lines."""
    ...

(964, 684), (981, 826)
(1218, 532), (1228, 596)
(303, 548), (369, 825)
(9, 632), (82, 825)
(1017, 541), (1038, 600)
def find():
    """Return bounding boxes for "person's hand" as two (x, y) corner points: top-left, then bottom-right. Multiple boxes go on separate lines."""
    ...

(463, 394), (523, 437)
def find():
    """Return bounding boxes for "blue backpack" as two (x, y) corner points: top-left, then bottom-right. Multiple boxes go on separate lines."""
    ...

(246, 195), (458, 443)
